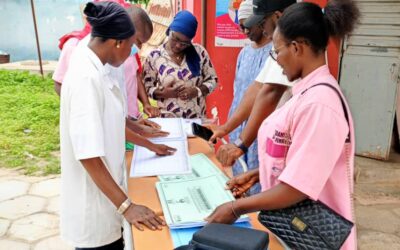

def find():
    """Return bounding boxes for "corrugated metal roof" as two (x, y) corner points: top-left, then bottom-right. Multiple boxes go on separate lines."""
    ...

(139, 0), (173, 60)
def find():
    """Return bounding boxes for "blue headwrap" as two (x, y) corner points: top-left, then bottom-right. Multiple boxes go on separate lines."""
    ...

(167, 10), (200, 77)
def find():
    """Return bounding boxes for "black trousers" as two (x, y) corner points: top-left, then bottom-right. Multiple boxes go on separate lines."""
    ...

(75, 237), (124, 250)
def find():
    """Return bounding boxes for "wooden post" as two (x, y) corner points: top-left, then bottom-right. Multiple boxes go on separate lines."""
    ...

(30, 0), (44, 78)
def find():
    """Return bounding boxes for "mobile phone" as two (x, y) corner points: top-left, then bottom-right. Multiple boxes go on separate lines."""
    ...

(191, 123), (215, 143)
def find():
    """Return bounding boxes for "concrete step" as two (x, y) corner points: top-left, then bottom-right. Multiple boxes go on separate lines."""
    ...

(355, 156), (400, 184)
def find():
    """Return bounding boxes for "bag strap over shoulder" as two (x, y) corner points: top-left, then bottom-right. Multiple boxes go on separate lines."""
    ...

(301, 83), (350, 143)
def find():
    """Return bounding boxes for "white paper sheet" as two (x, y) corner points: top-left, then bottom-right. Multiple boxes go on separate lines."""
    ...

(182, 118), (202, 137)
(148, 118), (186, 142)
(130, 140), (191, 177)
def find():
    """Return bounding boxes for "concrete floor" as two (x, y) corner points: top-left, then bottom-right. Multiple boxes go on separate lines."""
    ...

(354, 153), (400, 249)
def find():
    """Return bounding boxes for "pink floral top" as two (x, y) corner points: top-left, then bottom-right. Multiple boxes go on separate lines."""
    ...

(143, 43), (218, 118)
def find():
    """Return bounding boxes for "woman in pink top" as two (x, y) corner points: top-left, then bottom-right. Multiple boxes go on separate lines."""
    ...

(207, 0), (359, 249)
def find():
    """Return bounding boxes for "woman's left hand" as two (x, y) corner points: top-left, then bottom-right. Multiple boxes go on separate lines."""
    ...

(177, 85), (198, 100)
(204, 202), (238, 224)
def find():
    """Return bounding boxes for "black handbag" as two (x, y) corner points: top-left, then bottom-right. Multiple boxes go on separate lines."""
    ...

(258, 199), (353, 250)
(174, 223), (269, 250)
(258, 83), (355, 250)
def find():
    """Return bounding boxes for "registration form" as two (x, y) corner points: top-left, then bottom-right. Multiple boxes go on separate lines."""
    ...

(157, 176), (248, 229)
(130, 118), (191, 177)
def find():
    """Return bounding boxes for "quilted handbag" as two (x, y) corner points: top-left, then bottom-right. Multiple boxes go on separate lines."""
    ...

(175, 223), (269, 250)
(258, 199), (353, 250)
(258, 83), (355, 250)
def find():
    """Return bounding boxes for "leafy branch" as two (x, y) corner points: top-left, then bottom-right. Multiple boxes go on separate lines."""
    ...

(126, 0), (150, 7)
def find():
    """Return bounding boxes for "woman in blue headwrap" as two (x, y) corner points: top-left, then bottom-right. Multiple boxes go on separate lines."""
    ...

(143, 10), (218, 118)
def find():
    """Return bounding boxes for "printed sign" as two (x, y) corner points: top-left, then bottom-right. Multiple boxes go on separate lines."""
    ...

(215, 0), (250, 47)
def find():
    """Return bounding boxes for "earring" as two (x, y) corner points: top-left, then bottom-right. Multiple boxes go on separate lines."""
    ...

(262, 31), (271, 39)
(116, 44), (120, 49)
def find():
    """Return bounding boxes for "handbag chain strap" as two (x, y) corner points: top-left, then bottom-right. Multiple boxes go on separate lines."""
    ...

(345, 136), (356, 250)
(284, 83), (355, 228)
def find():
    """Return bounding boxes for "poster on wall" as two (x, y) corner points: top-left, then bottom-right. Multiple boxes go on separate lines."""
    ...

(215, 0), (250, 47)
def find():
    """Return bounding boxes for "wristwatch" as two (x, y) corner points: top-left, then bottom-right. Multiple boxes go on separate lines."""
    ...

(117, 198), (132, 215)
(233, 138), (248, 154)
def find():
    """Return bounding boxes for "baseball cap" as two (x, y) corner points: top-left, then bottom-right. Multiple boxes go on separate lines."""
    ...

(244, 0), (296, 28)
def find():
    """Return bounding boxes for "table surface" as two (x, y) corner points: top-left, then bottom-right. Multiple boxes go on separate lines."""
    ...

(127, 137), (283, 250)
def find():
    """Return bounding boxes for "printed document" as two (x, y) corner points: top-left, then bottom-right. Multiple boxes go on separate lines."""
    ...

(130, 118), (191, 177)
(156, 175), (248, 229)
(158, 153), (228, 182)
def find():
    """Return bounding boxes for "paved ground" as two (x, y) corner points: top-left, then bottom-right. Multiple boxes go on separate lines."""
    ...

(0, 60), (57, 75)
(0, 155), (399, 250)
(0, 168), (71, 250)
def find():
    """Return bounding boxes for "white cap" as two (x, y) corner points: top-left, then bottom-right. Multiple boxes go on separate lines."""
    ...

(238, 0), (253, 21)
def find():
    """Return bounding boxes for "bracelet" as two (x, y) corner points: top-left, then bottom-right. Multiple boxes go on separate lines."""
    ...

(128, 115), (138, 121)
(153, 86), (164, 100)
(196, 87), (202, 97)
(117, 198), (132, 215)
(231, 201), (240, 219)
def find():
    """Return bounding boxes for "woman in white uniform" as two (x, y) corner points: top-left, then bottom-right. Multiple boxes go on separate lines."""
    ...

(59, 2), (171, 249)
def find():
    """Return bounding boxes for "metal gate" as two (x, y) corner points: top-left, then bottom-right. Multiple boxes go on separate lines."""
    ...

(339, 0), (400, 160)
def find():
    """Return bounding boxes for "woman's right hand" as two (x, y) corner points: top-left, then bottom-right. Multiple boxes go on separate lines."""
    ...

(150, 143), (177, 156)
(209, 124), (229, 144)
(155, 83), (180, 99)
(226, 169), (259, 198)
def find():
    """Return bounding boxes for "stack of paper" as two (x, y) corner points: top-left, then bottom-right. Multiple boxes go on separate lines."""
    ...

(156, 154), (249, 229)
(130, 118), (191, 177)
(148, 118), (187, 141)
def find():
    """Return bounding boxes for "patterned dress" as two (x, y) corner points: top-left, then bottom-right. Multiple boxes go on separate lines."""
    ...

(228, 42), (272, 195)
(143, 43), (218, 118)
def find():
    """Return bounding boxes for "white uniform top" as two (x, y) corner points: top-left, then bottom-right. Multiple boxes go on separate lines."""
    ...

(255, 50), (295, 107)
(255, 51), (293, 86)
(59, 44), (127, 248)
(80, 35), (128, 107)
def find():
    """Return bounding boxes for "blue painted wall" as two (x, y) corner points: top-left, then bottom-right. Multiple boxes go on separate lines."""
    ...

(0, 0), (87, 62)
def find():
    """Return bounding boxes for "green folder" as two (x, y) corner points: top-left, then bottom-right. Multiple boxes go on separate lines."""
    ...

(158, 153), (228, 182)
(156, 153), (248, 229)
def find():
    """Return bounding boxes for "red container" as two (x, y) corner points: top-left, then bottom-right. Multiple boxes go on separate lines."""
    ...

(0, 54), (10, 64)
